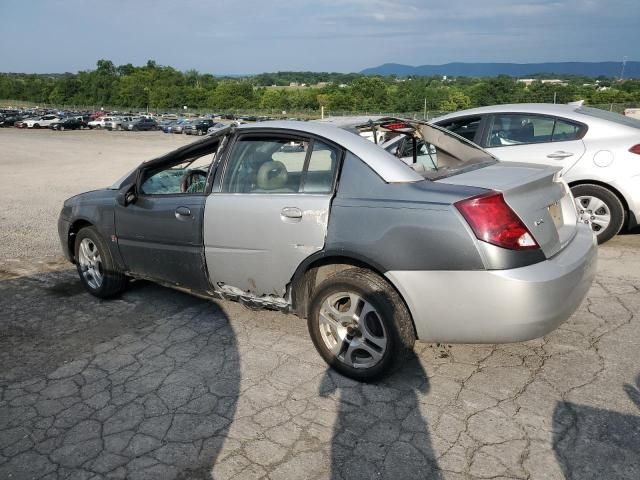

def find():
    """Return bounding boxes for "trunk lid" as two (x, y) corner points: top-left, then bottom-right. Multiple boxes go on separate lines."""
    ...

(438, 162), (578, 258)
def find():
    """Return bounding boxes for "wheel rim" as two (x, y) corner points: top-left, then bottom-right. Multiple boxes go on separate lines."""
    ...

(575, 195), (611, 235)
(78, 238), (104, 289)
(318, 292), (387, 369)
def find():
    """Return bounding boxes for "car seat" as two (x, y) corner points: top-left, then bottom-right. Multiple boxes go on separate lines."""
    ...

(513, 122), (535, 143)
(252, 161), (296, 193)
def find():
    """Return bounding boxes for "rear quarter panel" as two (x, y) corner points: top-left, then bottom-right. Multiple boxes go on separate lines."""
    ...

(326, 152), (487, 272)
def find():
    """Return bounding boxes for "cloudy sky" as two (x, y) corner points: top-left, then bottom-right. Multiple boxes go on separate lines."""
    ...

(1, 0), (637, 74)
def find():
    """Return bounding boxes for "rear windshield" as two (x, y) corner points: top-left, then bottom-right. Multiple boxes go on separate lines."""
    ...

(351, 119), (497, 180)
(416, 124), (497, 180)
(377, 123), (496, 180)
(577, 106), (640, 129)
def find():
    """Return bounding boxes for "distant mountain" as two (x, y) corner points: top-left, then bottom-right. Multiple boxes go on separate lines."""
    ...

(360, 62), (640, 78)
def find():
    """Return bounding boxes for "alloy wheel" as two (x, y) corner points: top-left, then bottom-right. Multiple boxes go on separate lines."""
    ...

(575, 195), (611, 235)
(318, 292), (387, 369)
(78, 238), (104, 289)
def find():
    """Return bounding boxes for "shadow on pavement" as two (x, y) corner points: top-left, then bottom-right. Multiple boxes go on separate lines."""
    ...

(0, 266), (240, 479)
(320, 351), (442, 480)
(553, 373), (640, 480)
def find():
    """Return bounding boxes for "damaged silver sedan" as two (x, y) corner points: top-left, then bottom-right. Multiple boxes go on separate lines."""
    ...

(59, 120), (597, 380)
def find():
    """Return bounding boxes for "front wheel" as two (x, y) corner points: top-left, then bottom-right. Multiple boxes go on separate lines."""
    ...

(572, 184), (625, 244)
(307, 268), (416, 381)
(74, 227), (128, 298)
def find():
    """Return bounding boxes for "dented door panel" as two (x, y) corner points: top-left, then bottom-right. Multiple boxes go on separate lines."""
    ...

(203, 193), (331, 297)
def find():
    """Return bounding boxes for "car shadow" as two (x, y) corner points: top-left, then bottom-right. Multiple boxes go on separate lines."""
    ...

(318, 286), (443, 480)
(0, 265), (240, 479)
(552, 373), (640, 480)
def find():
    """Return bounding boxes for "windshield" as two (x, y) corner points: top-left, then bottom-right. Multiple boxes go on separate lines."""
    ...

(577, 106), (640, 129)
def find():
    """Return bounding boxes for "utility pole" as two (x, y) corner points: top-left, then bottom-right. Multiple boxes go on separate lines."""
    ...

(423, 98), (427, 120)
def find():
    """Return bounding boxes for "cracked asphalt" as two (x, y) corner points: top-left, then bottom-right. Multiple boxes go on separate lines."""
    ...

(1, 130), (639, 479)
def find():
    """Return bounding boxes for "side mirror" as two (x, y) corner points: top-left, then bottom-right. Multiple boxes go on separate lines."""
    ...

(116, 182), (137, 207)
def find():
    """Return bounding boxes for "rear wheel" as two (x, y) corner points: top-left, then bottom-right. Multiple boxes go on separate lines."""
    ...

(33, 124), (40, 129)
(307, 268), (415, 381)
(572, 184), (624, 244)
(74, 226), (127, 298)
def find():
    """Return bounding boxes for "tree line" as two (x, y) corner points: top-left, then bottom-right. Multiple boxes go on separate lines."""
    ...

(1, 59), (640, 113)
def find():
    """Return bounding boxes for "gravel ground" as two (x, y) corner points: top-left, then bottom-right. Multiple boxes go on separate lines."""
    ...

(0, 128), (193, 258)
(0, 128), (638, 479)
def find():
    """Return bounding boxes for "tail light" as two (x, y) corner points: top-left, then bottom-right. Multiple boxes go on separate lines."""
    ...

(629, 144), (640, 155)
(455, 192), (539, 250)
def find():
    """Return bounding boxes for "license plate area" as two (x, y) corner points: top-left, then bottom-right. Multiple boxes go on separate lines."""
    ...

(548, 201), (563, 229)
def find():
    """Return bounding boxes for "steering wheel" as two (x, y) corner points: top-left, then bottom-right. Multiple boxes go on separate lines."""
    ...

(180, 169), (208, 193)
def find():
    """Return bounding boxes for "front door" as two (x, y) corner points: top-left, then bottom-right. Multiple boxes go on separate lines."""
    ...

(482, 113), (587, 175)
(204, 133), (341, 297)
(115, 150), (216, 291)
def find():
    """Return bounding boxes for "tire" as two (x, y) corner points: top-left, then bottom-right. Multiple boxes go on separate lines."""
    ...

(307, 267), (416, 381)
(74, 226), (128, 298)
(33, 124), (40, 129)
(571, 184), (625, 244)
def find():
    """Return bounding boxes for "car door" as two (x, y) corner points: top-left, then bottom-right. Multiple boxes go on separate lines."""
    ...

(481, 113), (587, 174)
(114, 146), (219, 291)
(203, 132), (341, 298)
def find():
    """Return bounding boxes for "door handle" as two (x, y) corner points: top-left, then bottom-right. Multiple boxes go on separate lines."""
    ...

(175, 206), (191, 217)
(281, 207), (302, 219)
(547, 151), (574, 159)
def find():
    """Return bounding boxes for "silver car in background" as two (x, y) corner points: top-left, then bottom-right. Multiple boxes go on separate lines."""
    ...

(429, 104), (640, 243)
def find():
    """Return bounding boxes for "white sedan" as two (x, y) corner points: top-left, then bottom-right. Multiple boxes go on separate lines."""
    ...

(425, 104), (640, 243)
(22, 114), (61, 129)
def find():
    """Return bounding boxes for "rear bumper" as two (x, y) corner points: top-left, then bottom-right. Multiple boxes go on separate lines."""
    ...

(386, 224), (597, 343)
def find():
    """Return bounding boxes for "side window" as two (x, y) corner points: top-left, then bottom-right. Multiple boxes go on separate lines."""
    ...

(223, 137), (307, 193)
(552, 119), (582, 142)
(438, 116), (482, 142)
(487, 114), (555, 147)
(302, 141), (339, 193)
(221, 136), (338, 194)
(140, 148), (216, 195)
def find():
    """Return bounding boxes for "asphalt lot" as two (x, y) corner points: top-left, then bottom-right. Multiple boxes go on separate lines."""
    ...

(0, 128), (639, 480)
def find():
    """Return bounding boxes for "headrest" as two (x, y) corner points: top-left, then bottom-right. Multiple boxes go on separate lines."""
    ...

(256, 161), (288, 190)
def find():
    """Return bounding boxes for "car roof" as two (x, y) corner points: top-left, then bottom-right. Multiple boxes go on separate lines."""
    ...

(431, 102), (640, 135)
(436, 103), (583, 117)
(236, 120), (422, 183)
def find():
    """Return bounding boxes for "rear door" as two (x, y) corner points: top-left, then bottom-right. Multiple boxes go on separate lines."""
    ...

(204, 132), (341, 297)
(481, 113), (587, 175)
